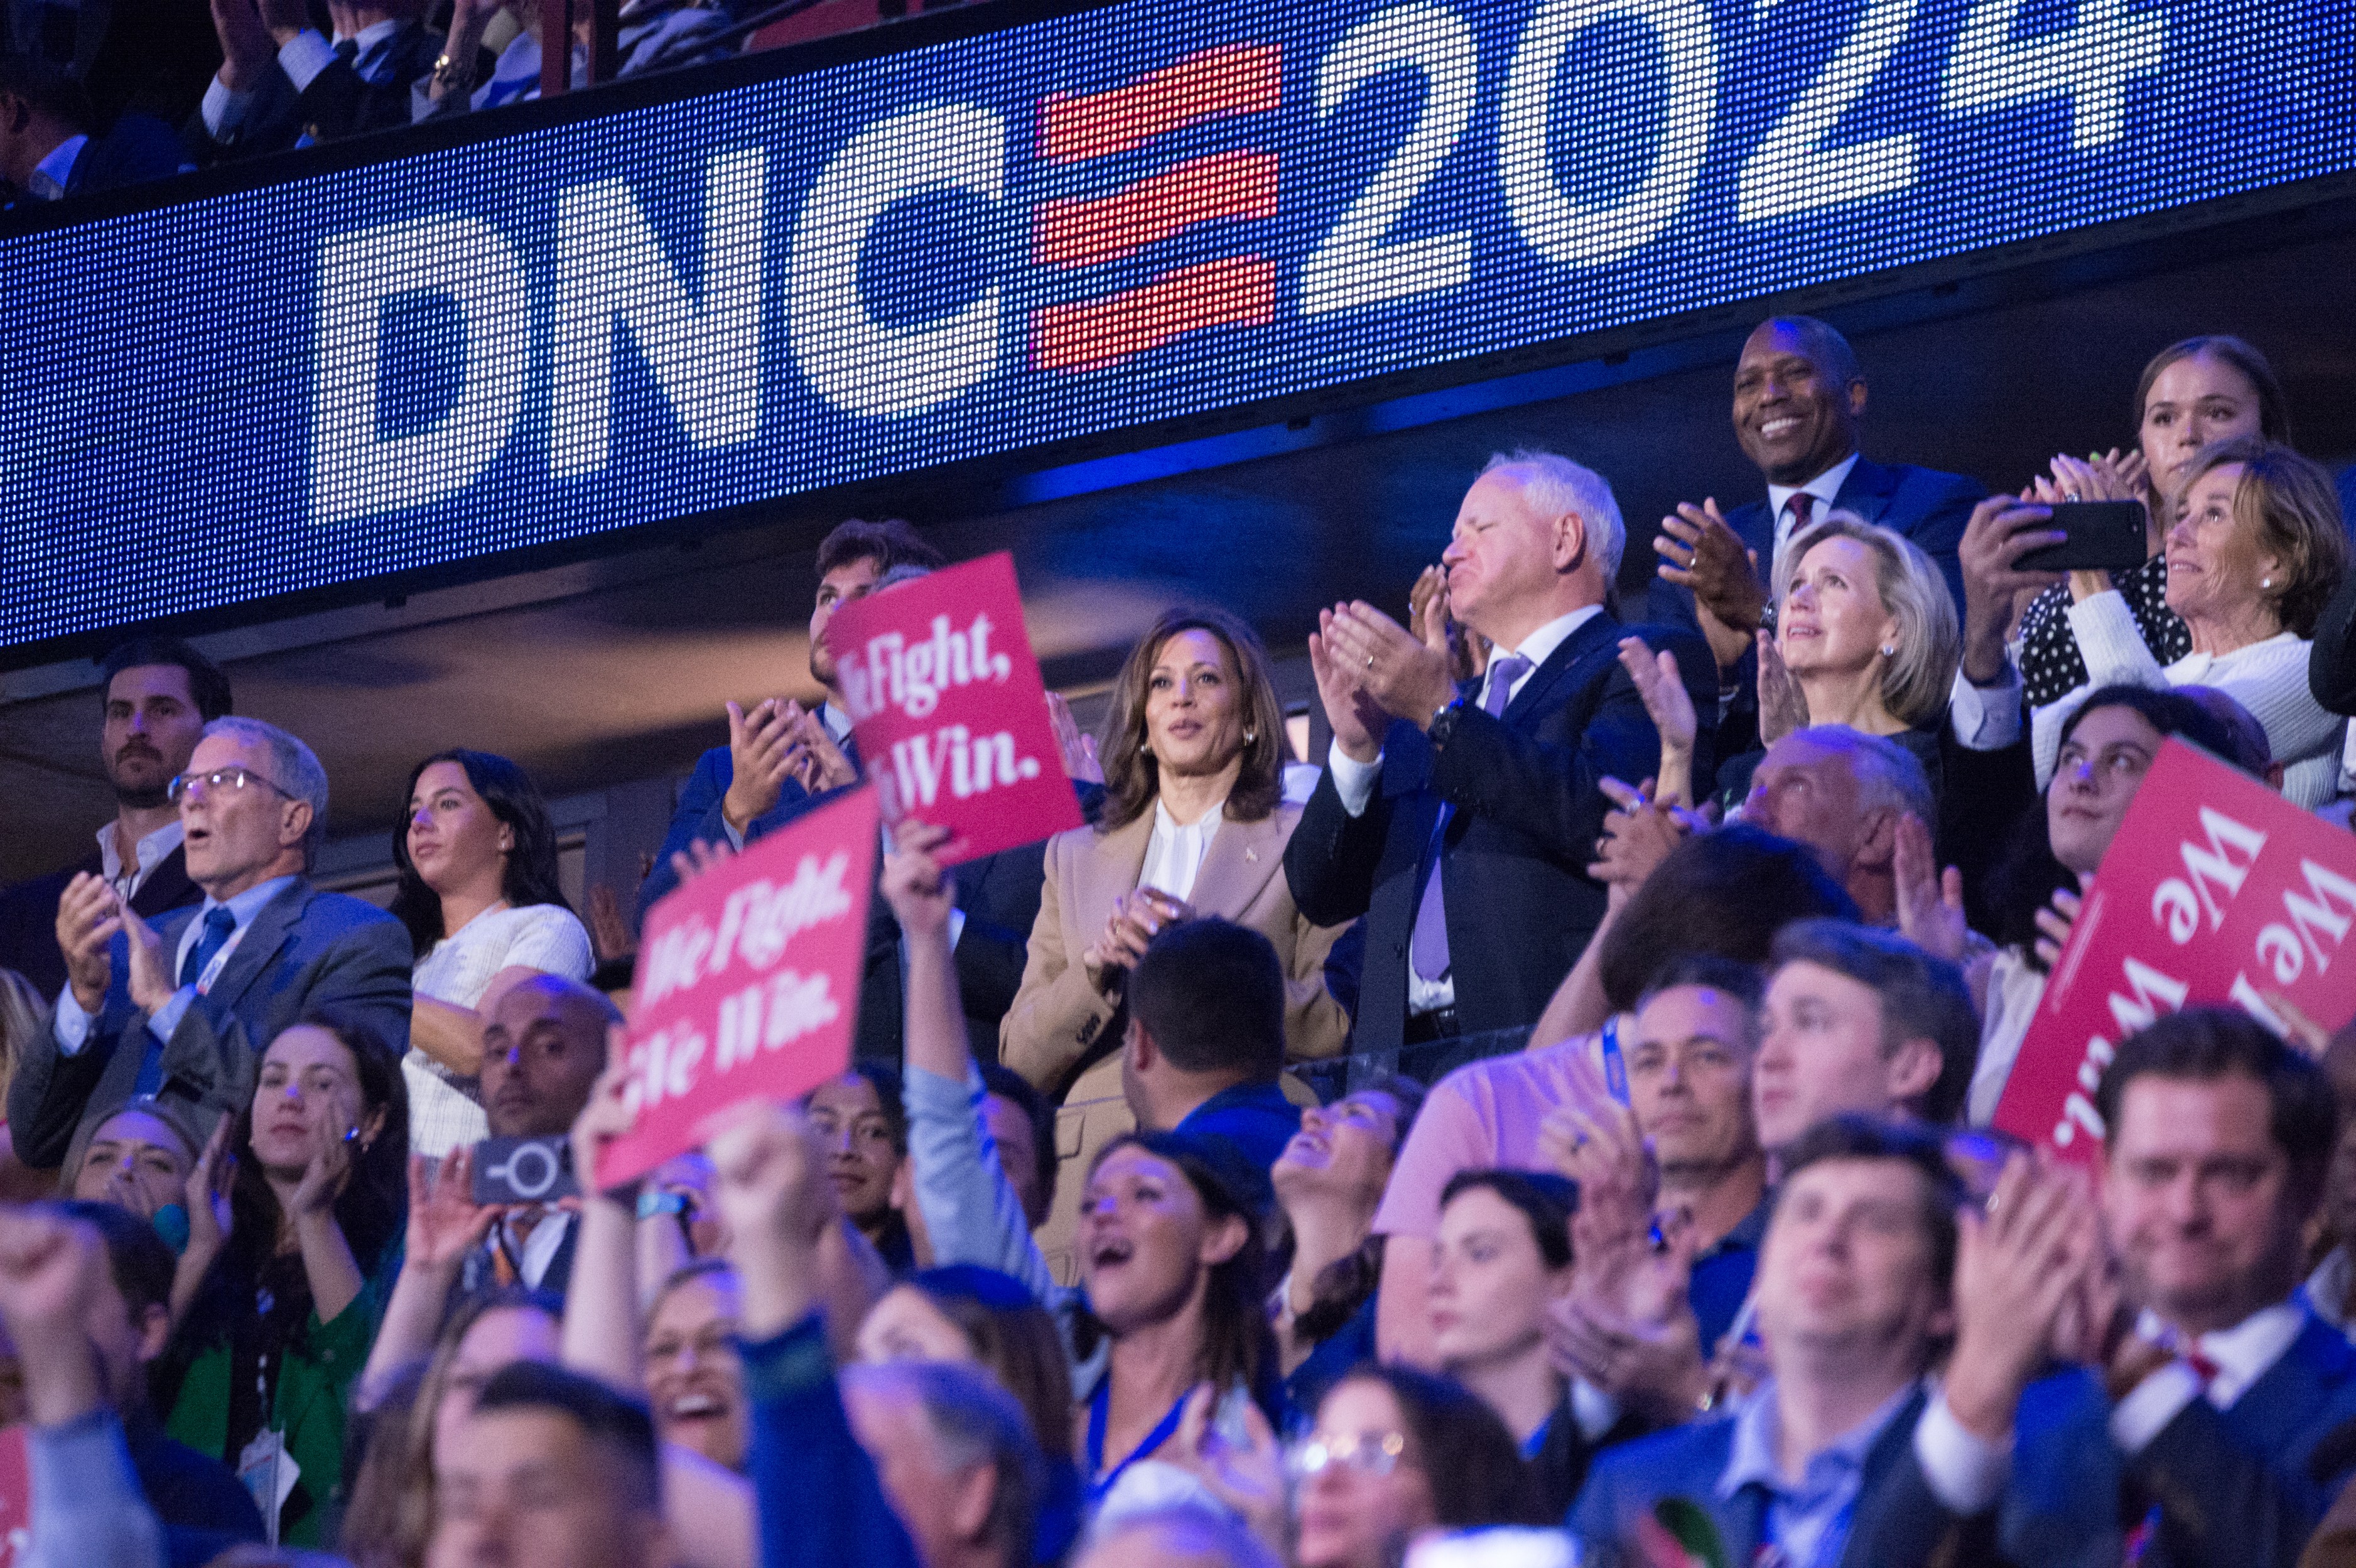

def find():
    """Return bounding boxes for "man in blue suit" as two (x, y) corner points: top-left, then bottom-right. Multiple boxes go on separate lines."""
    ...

(1289, 451), (1716, 1058)
(1648, 318), (1984, 750)
(2088, 1008), (2356, 1567)
(9, 717), (413, 1167)
(638, 517), (946, 921)
(1572, 1116), (2119, 1568)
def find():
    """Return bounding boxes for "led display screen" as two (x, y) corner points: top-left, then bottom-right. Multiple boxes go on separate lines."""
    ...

(4, 0), (2350, 647)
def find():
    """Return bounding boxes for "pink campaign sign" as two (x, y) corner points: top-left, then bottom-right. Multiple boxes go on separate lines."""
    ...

(597, 787), (878, 1191)
(1994, 739), (2356, 1167)
(828, 551), (1083, 865)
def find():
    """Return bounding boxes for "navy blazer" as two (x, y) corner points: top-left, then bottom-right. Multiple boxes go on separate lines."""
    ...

(7, 878), (413, 1167)
(1572, 1373), (2119, 1568)
(1645, 456), (1985, 636)
(637, 742), (816, 920)
(1284, 612), (1716, 1055)
(2129, 1312), (2356, 1568)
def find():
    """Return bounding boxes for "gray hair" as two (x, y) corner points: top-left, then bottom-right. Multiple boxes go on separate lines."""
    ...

(202, 716), (329, 868)
(1078, 1506), (1283, 1568)
(1783, 725), (1935, 829)
(1772, 514), (1960, 728)
(1479, 450), (1626, 583)
(841, 1361), (1043, 1565)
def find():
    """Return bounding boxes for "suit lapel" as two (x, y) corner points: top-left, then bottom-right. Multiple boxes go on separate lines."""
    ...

(1187, 811), (1285, 918)
(205, 880), (313, 1014)
(2225, 1315), (2350, 1456)
(130, 845), (198, 919)
(1832, 457), (1901, 524)
(1084, 813), (1155, 916)
(1499, 611), (1619, 728)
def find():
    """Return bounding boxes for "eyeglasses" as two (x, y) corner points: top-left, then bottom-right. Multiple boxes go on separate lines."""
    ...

(167, 766), (292, 804)
(1287, 1429), (1408, 1479)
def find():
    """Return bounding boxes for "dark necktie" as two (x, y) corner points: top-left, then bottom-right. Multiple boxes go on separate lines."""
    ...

(1409, 653), (1533, 985)
(179, 906), (238, 989)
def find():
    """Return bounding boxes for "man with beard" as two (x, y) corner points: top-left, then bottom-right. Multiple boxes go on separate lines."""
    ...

(0, 637), (228, 998)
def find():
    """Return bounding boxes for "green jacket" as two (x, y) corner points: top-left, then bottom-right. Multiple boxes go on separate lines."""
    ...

(164, 1275), (386, 1549)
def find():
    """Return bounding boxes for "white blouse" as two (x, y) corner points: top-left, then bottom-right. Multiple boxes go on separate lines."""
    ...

(1136, 799), (1223, 904)
(408, 902), (595, 1157)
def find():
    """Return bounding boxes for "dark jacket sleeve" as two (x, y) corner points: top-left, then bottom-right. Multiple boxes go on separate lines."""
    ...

(6, 1000), (124, 1168)
(745, 1316), (924, 1568)
(2311, 566), (2356, 716)
(1283, 757), (1399, 929)
(1426, 656), (1664, 866)
(639, 748), (733, 921)
(2132, 1395), (2330, 1568)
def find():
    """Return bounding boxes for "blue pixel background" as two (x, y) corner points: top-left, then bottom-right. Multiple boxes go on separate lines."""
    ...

(1, 0), (2350, 646)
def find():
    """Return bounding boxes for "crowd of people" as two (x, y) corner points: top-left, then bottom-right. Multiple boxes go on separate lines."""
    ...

(5, 313), (2356, 1567)
(0, 0), (815, 212)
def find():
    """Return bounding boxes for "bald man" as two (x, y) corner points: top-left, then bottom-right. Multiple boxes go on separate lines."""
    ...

(460, 974), (622, 1296)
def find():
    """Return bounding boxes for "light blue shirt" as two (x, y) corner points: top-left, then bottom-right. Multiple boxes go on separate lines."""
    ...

(53, 874), (300, 1054)
(1718, 1379), (1918, 1568)
(23, 134), (86, 201)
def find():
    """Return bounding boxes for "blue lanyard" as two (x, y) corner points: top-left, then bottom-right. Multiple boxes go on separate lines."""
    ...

(1085, 1378), (1192, 1505)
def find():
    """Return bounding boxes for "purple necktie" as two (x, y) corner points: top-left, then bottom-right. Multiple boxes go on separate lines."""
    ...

(1409, 654), (1532, 986)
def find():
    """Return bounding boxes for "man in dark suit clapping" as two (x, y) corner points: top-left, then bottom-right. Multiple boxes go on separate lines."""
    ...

(1649, 316), (1985, 750)
(9, 716), (413, 1167)
(0, 637), (227, 999)
(1285, 450), (1716, 1057)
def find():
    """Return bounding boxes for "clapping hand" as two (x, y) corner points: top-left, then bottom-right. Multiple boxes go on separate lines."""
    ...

(1655, 500), (1769, 640)
(1618, 639), (1698, 807)
(1589, 777), (1692, 899)
(1754, 630), (1811, 746)
(289, 1100), (357, 1219)
(1892, 812), (1969, 964)
(1168, 1383), (1286, 1554)
(406, 1146), (499, 1274)
(779, 705), (859, 795)
(667, 836), (737, 890)
(1316, 600), (1457, 728)
(1943, 1154), (2095, 1440)
(1046, 693), (1105, 785)
(55, 873), (122, 1015)
(721, 699), (802, 833)
(1411, 565), (1489, 686)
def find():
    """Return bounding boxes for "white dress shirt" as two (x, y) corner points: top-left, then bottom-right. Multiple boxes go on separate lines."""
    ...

(1765, 451), (1862, 591)
(23, 134), (86, 201)
(202, 17), (404, 138)
(95, 819), (185, 904)
(2110, 1302), (2309, 1454)
(1329, 604), (1602, 1014)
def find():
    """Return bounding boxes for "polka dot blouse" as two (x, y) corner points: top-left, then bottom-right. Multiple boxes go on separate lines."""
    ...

(2014, 554), (2190, 708)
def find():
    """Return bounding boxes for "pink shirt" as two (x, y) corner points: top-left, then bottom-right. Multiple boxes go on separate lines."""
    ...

(1371, 1031), (1597, 1240)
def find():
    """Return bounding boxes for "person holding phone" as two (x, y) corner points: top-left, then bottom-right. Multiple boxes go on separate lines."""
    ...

(2012, 335), (2293, 709)
(1955, 440), (2348, 807)
(1003, 607), (1350, 1282)
(158, 1012), (408, 1549)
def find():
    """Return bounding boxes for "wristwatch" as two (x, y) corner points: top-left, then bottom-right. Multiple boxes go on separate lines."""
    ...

(1427, 698), (1469, 750)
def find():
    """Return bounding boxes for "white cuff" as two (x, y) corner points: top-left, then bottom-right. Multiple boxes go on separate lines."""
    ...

(2108, 1361), (2204, 1456)
(722, 817), (747, 852)
(1914, 1390), (2011, 1517)
(2065, 591), (2158, 688)
(277, 29), (337, 93)
(1950, 663), (2024, 751)
(200, 73), (254, 138)
(946, 907), (966, 950)
(1327, 745), (1383, 818)
(52, 987), (92, 1056)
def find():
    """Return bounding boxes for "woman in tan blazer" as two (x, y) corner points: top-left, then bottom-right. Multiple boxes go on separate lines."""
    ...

(1003, 607), (1351, 1280)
